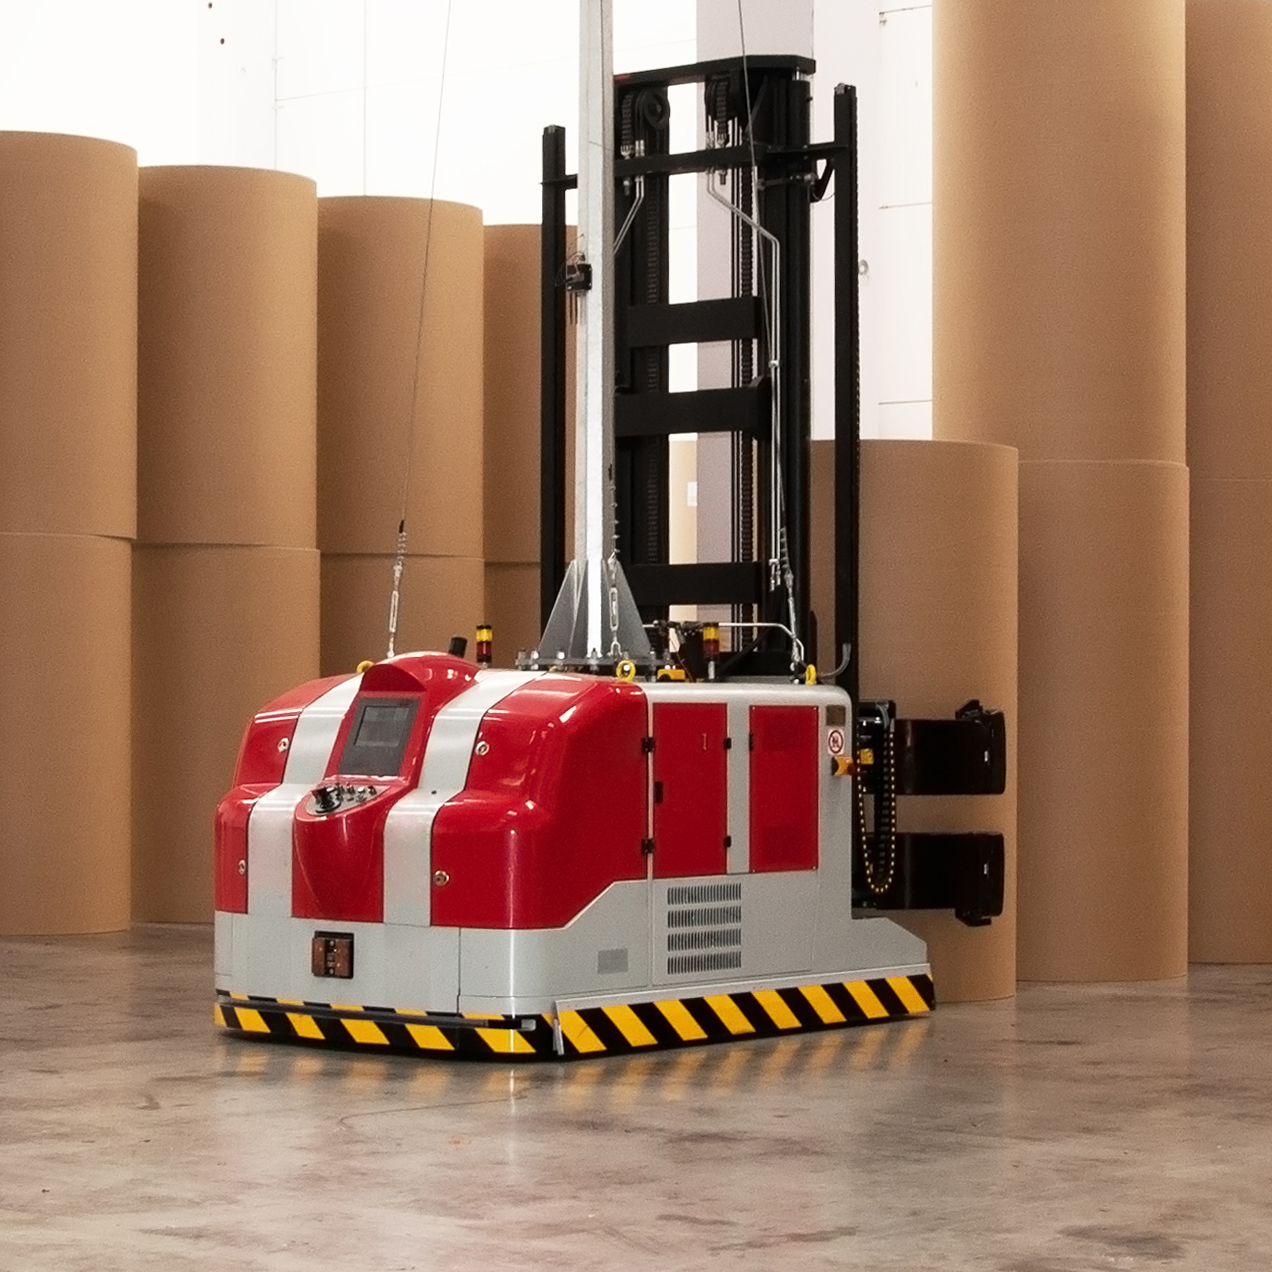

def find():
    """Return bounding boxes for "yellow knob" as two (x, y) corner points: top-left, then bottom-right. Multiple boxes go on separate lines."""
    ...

(356, 659), (375, 674)
(804, 664), (818, 685)
(616, 660), (637, 682)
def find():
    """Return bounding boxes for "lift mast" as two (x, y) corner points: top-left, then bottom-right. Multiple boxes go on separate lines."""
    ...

(537, 0), (652, 667)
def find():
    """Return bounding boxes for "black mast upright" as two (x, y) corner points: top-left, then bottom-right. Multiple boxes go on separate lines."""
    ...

(539, 125), (569, 631)
(833, 84), (861, 706)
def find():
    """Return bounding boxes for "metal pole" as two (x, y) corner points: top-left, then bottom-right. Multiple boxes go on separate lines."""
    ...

(575, 0), (616, 659)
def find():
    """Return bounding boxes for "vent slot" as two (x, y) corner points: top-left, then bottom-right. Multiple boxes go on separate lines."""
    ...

(667, 881), (742, 906)
(667, 904), (742, 928)
(668, 951), (743, 975)
(668, 928), (742, 952)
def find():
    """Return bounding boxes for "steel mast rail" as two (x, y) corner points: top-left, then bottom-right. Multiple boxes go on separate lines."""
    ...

(530, 0), (652, 673)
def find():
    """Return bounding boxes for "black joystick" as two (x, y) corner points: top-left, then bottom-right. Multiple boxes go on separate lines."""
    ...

(313, 784), (340, 814)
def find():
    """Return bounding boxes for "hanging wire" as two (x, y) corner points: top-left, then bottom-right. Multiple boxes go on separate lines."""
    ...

(386, 0), (456, 659)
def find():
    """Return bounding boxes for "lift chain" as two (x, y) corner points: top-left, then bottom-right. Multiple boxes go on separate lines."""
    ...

(858, 715), (898, 896)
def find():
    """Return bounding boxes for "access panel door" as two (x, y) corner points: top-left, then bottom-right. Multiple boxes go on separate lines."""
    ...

(749, 705), (819, 871)
(652, 702), (729, 878)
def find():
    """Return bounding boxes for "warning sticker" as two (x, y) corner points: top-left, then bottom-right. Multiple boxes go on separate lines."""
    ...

(827, 727), (846, 756)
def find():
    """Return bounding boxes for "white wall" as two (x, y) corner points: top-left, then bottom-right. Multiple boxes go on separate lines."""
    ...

(0, 0), (199, 163)
(874, 0), (932, 440)
(0, 0), (695, 224)
(696, 0), (933, 442)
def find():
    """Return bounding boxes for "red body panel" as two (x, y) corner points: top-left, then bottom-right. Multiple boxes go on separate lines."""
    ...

(748, 705), (820, 871)
(214, 791), (253, 912)
(430, 676), (648, 929)
(215, 675), (352, 914)
(291, 653), (479, 922)
(233, 675), (349, 787)
(652, 701), (728, 878)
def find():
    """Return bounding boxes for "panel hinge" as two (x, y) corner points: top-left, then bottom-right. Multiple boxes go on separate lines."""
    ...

(642, 736), (656, 754)
(748, 732), (755, 751)
(653, 780), (664, 804)
(723, 736), (733, 750)
(641, 838), (655, 856)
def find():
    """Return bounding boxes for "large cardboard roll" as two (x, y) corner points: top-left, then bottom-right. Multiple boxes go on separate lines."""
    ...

(132, 545), (321, 921)
(483, 223), (577, 572)
(933, 1), (1186, 464)
(1017, 459), (1189, 981)
(0, 532), (131, 934)
(485, 225), (540, 566)
(811, 439), (1019, 1002)
(320, 553), (485, 678)
(484, 561), (541, 665)
(137, 166), (318, 548)
(1187, 3), (1272, 480)
(1189, 477), (1272, 961)
(318, 198), (483, 557)
(0, 134), (137, 539)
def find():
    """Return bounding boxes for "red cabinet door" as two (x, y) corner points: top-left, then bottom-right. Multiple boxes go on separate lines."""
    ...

(652, 702), (729, 878)
(749, 705), (819, 871)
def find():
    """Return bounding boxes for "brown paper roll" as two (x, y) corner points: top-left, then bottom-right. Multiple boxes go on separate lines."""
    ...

(484, 561), (542, 665)
(1017, 460), (1189, 980)
(0, 134), (137, 539)
(0, 532), (130, 933)
(485, 225), (540, 565)
(320, 554), (485, 678)
(933, 1), (1186, 464)
(812, 439), (1019, 1002)
(1189, 477), (1272, 961)
(132, 545), (320, 921)
(318, 198), (483, 557)
(1187, 2), (1272, 480)
(137, 167), (318, 548)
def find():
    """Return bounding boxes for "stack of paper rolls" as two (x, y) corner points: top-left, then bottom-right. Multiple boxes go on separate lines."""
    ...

(811, 438), (1019, 1002)
(934, 0), (1189, 978)
(318, 197), (484, 675)
(133, 166), (321, 923)
(0, 134), (137, 934)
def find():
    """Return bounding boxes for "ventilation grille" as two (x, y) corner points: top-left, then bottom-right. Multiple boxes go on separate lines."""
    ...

(665, 881), (742, 977)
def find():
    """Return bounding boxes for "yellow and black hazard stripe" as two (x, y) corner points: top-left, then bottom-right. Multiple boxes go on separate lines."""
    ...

(215, 973), (934, 1061)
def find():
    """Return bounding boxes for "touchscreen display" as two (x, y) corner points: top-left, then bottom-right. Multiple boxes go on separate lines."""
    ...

(337, 697), (419, 776)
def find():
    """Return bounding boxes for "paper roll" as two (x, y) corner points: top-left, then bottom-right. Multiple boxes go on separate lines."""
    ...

(0, 133), (137, 539)
(484, 561), (542, 665)
(320, 553), (485, 678)
(1186, 5), (1272, 960)
(1189, 477), (1272, 961)
(1187, 2), (1272, 480)
(933, 0), (1186, 464)
(318, 198), (483, 557)
(0, 532), (131, 934)
(812, 439), (1019, 1002)
(132, 545), (321, 921)
(485, 225), (540, 565)
(1017, 459), (1189, 981)
(137, 166), (318, 548)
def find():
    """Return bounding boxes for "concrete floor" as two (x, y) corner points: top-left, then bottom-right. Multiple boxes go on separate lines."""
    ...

(2, 927), (1270, 1271)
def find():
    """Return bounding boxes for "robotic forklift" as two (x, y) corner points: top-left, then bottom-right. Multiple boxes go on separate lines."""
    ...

(214, 2), (1006, 1060)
